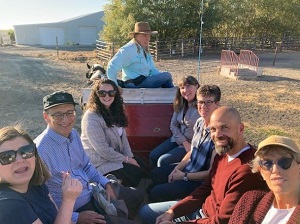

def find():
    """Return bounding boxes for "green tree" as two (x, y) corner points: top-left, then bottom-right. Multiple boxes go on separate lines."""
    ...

(100, 0), (136, 45)
(8, 29), (15, 41)
(100, 0), (300, 44)
(100, 0), (205, 45)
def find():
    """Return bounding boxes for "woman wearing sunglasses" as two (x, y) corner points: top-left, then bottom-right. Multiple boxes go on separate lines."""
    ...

(229, 135), (300, 224)
(81, 78), (144, 188)
(0, 126), (82, 224)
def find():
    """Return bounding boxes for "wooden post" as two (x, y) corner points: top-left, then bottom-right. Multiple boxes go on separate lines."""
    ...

(155, 41), (158, 61)
(56, 36), (59, 59)
(193, 39), (195, 55)
(111, 42), (115, 60)
(181, 40), (184, 57)
(273, 46), (278, 66)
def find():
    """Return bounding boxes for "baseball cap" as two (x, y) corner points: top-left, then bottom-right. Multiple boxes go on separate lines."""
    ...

(255, 135), (300, 156)
(43, 91), (78, 110)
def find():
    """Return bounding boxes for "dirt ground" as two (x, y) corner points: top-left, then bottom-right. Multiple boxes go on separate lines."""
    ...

(0, 45), (299, 146)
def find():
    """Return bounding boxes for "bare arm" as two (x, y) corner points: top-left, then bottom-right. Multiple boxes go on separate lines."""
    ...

(182, 140), (191, 153)
(175, 150), (192, 170)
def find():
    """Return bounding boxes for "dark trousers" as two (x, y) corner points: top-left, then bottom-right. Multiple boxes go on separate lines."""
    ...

(118, 185), (145, 219)
(77, 184), (144, 222)
(108, 163), (144, 187)
(76, 198), (135, 224)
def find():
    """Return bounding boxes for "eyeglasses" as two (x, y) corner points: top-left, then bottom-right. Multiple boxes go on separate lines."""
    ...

(96, 90), (117, 97)
(258, 157), (294, 171)
(49, 110), (76, 121)
(0, 144), (36, 165)
(197, 100), (215, 107)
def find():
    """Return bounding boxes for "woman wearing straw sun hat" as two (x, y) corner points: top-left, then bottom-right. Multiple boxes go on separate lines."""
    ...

(107, 22), (174, 88)
(229, 135), (300, 224)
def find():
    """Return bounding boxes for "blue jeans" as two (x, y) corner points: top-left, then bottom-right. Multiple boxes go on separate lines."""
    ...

(124, 72), (174, 88)
(148, 164), (203, 202)
(139, 201), (201, 224)
(149, 138), (187, 167)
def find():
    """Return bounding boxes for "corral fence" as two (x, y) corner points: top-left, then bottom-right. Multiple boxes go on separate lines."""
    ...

(96, 35), (300, 62)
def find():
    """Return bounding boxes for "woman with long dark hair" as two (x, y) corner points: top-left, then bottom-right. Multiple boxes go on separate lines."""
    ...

(81, 79), (144, 187)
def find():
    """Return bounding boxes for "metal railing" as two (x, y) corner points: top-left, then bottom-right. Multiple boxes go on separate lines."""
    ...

(220, 50), (239, 76)
(239, 50), (259, 73)
(220, 49), (259, 77)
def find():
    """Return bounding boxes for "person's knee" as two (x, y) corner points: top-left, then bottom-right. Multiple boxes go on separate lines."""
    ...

(157, 154), (172, 167)
(139, 204), (156, 224)
(149, 185), (165, 203)
(161, 72), (172, 80)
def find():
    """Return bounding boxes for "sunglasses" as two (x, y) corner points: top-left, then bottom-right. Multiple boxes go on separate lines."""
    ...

(0, 144), (36, 165)
(96, 90), (117, 97)
(258, 157), (294, 171)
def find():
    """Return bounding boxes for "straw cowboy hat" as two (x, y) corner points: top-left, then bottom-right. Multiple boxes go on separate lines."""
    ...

(129, 22), (158, 37)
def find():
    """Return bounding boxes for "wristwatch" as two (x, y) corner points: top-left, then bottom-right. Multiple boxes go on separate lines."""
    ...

(183, 172), (189, 181)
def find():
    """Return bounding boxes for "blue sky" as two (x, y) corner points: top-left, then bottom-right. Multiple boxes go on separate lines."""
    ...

(0, 0), (109, 30)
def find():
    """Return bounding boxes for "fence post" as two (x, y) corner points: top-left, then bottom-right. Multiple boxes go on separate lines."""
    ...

(111, 43), (115, 59)
(56, 36), (59, 59)
(155, 41), (158, 61)
(181, 40), (184, 57)
(193, 39), (196, 55)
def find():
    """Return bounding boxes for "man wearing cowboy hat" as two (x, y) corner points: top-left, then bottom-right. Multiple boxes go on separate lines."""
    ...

(107, 21), (174, 88)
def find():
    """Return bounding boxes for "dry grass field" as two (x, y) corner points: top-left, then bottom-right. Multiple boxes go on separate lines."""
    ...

(0, 46), (299, 147)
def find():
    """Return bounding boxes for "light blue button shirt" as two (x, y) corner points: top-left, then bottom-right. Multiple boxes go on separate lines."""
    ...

(107, 39), (160, 85)
(34, 126), (109, 222)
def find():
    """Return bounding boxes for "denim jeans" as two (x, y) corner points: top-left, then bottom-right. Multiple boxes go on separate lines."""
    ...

(139, 201), (201, 224)
(124, 72), (174, 88)
(149, 138), (187, 167)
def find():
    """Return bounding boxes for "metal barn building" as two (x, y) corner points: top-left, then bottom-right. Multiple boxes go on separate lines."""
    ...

(14, 11), (104, 46)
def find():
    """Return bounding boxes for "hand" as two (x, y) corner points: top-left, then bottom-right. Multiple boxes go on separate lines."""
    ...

(168, 168), (177, 183)
(156, 210), (174, 224)
(128, 158), (140, 167)
(61, 172), (82, 202)
(171, 168), (184, 181)
(105, 183), (116, 200)
(77, 210), (106, 224)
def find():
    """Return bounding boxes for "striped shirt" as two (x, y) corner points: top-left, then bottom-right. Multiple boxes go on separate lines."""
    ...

(34, 126), (109, 222)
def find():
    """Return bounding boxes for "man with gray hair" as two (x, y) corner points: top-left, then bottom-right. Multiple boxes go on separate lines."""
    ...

(35, 91), (143, 224)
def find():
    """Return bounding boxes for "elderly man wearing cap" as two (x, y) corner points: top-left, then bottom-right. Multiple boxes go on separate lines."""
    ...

(34, 91), (142, 224)
(107, 21), (174, 88)
(229, 135), (300, 223)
